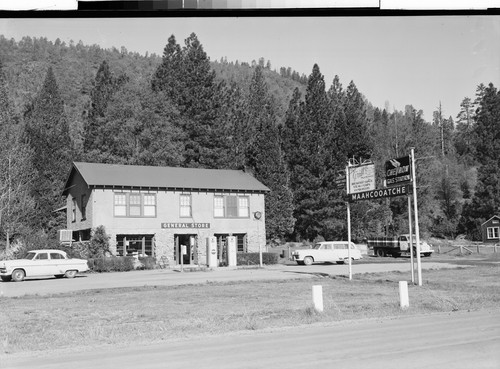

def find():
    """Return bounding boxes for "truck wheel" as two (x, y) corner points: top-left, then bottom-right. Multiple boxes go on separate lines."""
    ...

(303, 256), (313, 266)
(376, 249), (385, 257)
(412, 248), (417, 257)
(11, 269), (25, 282)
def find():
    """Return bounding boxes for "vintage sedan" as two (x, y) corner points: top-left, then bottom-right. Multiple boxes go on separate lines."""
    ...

(0, 249), (89, 282)
(292, 241), (363, 266)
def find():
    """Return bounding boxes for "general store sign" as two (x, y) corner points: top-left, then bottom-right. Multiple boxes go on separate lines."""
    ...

(385, 156), (412, 186)
(161, 223), (210, 229)
(348, 163), (375, 194)
(348, 184), (409, 202)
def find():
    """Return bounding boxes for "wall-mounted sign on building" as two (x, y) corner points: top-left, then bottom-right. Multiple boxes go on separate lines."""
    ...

(385, 156), (412, 186)
(348, 163), (375, 194)
(161, 223), (210, 229)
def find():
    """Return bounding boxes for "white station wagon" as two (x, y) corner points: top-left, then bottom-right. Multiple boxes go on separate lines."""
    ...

(292, 241), (363, 266)
(0, 249), (89, 282)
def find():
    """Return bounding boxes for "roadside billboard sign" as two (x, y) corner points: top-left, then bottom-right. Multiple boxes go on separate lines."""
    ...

(385, 155), (412, 186)
(348, 163), (375, 194)
(348, 184), (410, 202)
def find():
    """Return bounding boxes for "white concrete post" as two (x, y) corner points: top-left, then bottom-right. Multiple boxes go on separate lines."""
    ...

(312, 285), (324, 312)
(399, 281), (409, 309)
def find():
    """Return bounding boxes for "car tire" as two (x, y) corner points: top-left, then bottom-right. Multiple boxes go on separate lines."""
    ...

(65, 270), (77, 278)
(11, 269), (25, 282)
(303, 256), (313, 266)
(1, 276), (12, 282)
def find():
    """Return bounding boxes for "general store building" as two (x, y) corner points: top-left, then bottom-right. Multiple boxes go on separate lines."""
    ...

(61, 162), (269, 266)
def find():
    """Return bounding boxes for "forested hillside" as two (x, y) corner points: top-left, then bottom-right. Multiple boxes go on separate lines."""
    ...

(0, 33), (497, 250)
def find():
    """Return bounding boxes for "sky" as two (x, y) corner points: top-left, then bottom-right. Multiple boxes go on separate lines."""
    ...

(1, 15), (499, 121)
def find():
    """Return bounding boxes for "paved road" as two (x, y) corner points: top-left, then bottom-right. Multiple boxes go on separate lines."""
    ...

(0, 261), (461, 297)
(2, 309), (499, 369)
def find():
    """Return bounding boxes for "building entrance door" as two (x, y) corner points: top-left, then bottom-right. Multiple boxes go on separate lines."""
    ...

(174, 234), (197, 265)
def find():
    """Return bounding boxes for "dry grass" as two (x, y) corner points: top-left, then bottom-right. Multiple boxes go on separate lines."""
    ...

(1, 261), (499, 355)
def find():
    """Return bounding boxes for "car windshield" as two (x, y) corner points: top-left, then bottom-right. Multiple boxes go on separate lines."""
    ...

(313, 244), (322, 249)
(25, 252), (36, 260)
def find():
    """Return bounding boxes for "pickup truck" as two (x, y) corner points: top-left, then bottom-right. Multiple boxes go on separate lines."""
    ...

(292, 241), (362, 266)
(366, 234), (434, 258)
(0, 249), (89, 282)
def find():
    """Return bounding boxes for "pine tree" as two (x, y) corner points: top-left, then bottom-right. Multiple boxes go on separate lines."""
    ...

(454, 97), (476, 163)
(245, 66), (295, 241)
(283, 64), (339, 240)
(152, 33), (229, 168)
(0, 62), (35, 249)
(459, 83), (500, 239)
(24, 66), (72, 233)
(342, 81), (372, 160)
(84, 60), (128, 156)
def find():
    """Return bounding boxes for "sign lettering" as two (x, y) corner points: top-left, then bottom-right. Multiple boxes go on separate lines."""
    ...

(348, 163), (376, 194)
(348, 185), (410, 202)
(385, 156), (412, 186)
(161, 222), (210, 229)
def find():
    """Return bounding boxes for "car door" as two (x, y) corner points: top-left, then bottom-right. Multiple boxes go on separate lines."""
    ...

(336, 243), (349, 260)
(49, 252), (66, 274)
(30, 252), (52, 276)
(320, 244), (334, 262)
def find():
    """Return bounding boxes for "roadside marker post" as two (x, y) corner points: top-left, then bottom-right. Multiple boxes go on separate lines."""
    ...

(312, 285), (324, 312)
(399, 281), (409, 309)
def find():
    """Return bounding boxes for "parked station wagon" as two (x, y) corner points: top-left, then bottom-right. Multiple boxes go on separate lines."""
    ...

(0, 249), (89, 282)
(292, 241), (363, 266)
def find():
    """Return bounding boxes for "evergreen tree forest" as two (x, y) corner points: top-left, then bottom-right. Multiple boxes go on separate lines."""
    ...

(0, 33), (497, 249)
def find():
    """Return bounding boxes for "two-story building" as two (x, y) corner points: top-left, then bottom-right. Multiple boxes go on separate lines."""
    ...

(62, 162), (269, 266)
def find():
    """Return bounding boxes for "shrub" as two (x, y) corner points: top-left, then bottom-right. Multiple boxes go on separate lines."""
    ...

(237, 252), (278, 266)
(137, 256), (157, 270)
(88, 225), (111, 258)
(89, 256), (135, 272)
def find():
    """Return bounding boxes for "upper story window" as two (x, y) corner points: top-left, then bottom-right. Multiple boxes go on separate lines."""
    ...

(143, 194), (156, 217)
(214, 195), (250, 218)
(180, 194), (192, 217)
(81, 194), (87, 220)
(114, 192), (157, 218)
(72, 198), (77, 222)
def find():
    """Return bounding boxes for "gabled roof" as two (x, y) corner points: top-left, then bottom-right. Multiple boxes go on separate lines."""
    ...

(481, 215), (500, 227)
(62, 162), (270, 196)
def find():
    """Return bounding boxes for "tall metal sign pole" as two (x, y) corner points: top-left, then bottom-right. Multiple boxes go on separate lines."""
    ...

(411, 148), (423, 286)
(346, 163), (352, 281)
(408, 195), (415, 284)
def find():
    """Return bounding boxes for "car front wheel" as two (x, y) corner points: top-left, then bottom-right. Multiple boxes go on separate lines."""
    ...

(303, 256), (313, 266)
(65, 270), (77, 278)
(11, 269), (25, 282)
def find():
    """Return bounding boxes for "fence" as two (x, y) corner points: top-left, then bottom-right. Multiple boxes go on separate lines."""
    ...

(434, 242), (499, 256)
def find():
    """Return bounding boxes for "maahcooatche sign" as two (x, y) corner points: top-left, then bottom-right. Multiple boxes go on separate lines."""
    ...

(348, 184), (409, 202)
(385, 156), (412, 186)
